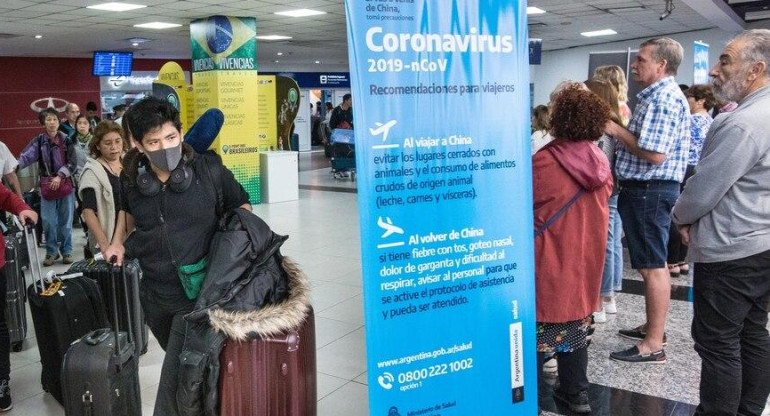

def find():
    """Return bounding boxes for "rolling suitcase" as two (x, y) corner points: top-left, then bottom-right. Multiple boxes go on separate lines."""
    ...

(4, 232), (26, 352)
(61, 263), (142, 416)
(67, 259), (148, 355)
(24, 225), (109, 405)
(219, 307), (317, 416)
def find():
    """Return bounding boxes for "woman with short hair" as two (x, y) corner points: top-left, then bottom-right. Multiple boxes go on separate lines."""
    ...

(18, 107), (77, 266)
(667, 84), (716, 276)
(533, 86), (613, 414)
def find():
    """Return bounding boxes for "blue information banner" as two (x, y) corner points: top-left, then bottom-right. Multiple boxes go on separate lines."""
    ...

(693, 41), (709, 85)
(345, 1), (536, 415)
(529, 39), (542, 65)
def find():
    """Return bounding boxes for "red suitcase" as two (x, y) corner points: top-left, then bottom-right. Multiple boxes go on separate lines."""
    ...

(218, 308), (317, 416)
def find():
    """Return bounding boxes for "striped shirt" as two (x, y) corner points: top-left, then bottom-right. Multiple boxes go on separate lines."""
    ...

(616, 76), (690, 182)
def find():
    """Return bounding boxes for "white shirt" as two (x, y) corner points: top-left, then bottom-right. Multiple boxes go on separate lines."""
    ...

(531, 130), (553, 155)
(0, 141), (18, 175)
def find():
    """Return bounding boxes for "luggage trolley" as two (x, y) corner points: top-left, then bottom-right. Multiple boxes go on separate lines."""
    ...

(329, 129), (356, 180)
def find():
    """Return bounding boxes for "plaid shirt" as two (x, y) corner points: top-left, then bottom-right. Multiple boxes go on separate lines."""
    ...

(616, 76), (690, 182)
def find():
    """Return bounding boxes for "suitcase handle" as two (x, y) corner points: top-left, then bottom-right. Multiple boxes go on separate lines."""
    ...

(84, 328), (112, 345)
(265, 331), (300, 352)
(21, 223), (45, 293)
(108, 257), (135, 360)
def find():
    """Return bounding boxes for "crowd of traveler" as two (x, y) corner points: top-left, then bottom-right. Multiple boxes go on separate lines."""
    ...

(0, 97), (250, 414)
(534, 29), (770, 415)
(0, 28), (766, 416)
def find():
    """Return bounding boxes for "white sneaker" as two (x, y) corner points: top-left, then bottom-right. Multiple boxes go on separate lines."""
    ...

(603, 297), (617, 314)
(593, 309), (607, 323)
(543, 354), (558, 374)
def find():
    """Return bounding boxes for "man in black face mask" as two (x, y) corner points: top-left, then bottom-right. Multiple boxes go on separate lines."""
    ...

(105, 97), (250, 416)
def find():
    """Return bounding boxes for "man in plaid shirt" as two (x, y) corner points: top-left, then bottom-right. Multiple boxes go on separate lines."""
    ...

(605, 37), (690, 364)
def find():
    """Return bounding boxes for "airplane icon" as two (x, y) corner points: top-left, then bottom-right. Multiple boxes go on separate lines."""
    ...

(369, 120), (398, 142)
(377, 216), (404, 238)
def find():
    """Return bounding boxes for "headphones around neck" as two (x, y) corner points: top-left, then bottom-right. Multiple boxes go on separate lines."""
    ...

(136, 155), (193, 196)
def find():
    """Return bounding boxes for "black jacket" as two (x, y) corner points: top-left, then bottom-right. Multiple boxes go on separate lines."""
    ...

(121, 146), (250, 298)
(177, 209), (310, 415)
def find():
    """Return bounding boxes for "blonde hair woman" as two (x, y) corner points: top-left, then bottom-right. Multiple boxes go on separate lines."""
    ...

(593, 65), (632, 125)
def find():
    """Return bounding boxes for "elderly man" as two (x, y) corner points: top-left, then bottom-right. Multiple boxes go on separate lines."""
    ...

(59, 103), (79, 140)
(605, 37), (690, 363)
(673, 29), (770, 416)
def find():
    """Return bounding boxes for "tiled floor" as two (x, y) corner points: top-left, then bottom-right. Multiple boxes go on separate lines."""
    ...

(6, 149), (770, 415)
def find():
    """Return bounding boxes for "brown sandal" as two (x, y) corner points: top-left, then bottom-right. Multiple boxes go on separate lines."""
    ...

(667, 263), (680, 277)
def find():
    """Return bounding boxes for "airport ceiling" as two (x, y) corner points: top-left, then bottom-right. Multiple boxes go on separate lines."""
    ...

(0, 0), (761, 65)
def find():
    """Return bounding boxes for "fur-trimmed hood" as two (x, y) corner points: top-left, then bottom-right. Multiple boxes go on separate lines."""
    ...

(208, 256), (310, 341)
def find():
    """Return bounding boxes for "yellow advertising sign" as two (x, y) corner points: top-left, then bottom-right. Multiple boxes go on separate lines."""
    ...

(153, 62), (194, 130)
(257, 75), (277, 150)
(255, 75), (300, 151)
(191, 16), (261, 203)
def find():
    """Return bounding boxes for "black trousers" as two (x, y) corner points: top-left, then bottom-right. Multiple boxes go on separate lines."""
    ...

(537, 347), (589, 395)
(692, 248), (770, 416)
(140, 287), (194, 416)
(667, 164), (696, 265)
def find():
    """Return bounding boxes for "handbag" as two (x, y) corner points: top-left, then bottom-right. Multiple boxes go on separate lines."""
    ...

(37, 135), (74, 200)
(40, 176), (73, 200)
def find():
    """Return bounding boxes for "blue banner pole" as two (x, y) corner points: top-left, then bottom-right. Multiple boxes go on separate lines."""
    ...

(345, 1), (537, 414)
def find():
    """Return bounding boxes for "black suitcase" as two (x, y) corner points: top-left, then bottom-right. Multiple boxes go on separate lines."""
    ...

(62, 263), (142, 416)
(4, 232), (26, 352)
(68, 259), (148, 355)
(24, 226), (109, 405)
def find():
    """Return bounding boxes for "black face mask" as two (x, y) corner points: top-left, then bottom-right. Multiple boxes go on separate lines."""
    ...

(145, 143), (182, 172)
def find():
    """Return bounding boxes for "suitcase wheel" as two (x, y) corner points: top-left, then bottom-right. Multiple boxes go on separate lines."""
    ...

(11, 342), (22, 352)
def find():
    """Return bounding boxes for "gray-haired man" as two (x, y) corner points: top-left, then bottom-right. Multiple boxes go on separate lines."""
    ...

(673, 29), (770, 416)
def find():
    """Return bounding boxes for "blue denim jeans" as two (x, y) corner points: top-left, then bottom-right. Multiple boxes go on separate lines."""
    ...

(40, 192), (74, 257)
(600, 195), (623, 297)
(618, 180), (679, 269)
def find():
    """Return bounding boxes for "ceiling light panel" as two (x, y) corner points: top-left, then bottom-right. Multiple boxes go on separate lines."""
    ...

(527, 7), (546, 15)
(256, 35), (293, 40)
(134, 22), (182, 29)
(87, 2), (146, 12)
(581, 29), (617, 37)
(275, 9), (327, 18)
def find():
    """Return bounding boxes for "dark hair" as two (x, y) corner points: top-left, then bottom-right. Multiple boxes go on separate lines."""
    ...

(86, 101), (98, 111)
(532, 105), (550, 132)
(585, 79), (622, 125)
(685, 84), (717, 111)
(679, 84), (690, 92)
(123, 97), (182, 144)
(75, 114), (89, 128)
(325, 102), (333, 111)
(90, 121), (127, 158)
(38, 107), (59, 125)
(343, 93), (352, 102)
(112, 104), (127, 113)
(549, 86), (611, 142)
